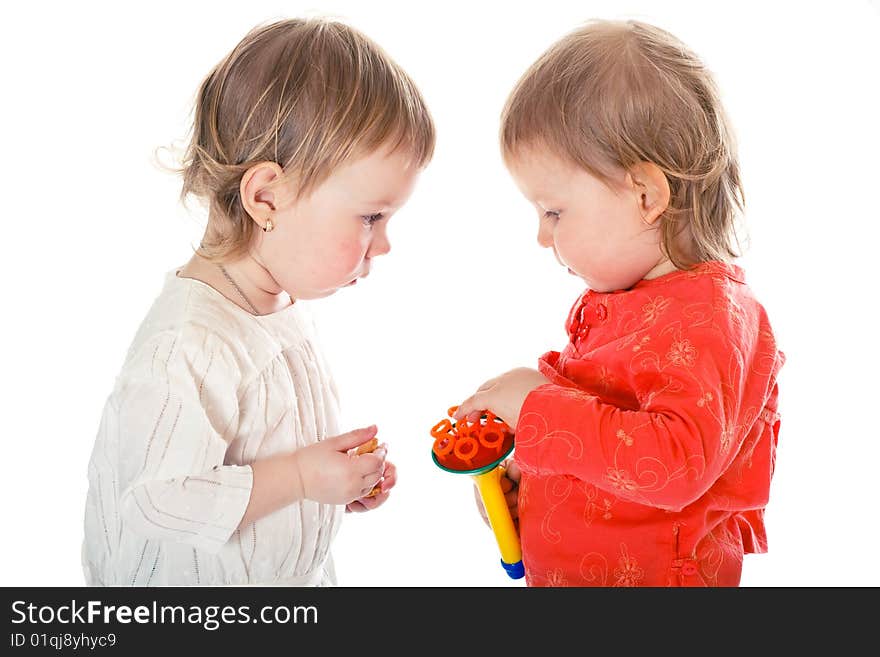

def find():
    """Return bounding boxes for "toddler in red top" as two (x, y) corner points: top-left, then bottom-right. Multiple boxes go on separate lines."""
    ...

(455, 20), (785, 586)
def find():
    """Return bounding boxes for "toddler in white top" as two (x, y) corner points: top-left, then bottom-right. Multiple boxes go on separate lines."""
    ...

(82, 17), (435, 586)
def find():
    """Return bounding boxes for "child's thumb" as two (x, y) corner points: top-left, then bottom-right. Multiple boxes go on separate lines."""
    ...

(330, 425), (378, 451)
(506, 459), (522, 482)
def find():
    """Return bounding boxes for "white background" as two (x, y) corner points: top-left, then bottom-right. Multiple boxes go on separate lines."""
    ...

(2, 0), (879, 588)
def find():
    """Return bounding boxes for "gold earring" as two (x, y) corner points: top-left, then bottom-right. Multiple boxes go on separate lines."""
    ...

(263, 219), (274, 233)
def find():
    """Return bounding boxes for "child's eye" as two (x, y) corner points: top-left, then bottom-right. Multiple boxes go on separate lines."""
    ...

(543, 210), (561, 220)
(362, 213), (384, 226)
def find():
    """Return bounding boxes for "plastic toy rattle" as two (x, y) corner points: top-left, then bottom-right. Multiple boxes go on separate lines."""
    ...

(430, 405), (524, 579)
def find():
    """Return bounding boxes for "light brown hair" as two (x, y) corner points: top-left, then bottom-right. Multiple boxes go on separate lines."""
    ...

(500, 19), (744, 268)
(177, 18), (435, 261)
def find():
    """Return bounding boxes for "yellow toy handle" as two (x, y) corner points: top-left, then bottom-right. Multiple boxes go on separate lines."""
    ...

(472, 465), (524, 579)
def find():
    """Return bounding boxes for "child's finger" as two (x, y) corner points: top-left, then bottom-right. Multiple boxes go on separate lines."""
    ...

(452, 398), (475, 420)
(357, 489), (388, 510)
(352, 450), (386, 477)
(379, 461), (397, 492)
(332, 425), (379, 452)
(455, 395), (486, 422)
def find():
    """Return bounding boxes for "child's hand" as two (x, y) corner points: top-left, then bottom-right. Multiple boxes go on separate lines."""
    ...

(291, 426), (387, 505)
(473, 459), (521, 528)
(346, 458), (397, 513)
(454, 367), (551, 428)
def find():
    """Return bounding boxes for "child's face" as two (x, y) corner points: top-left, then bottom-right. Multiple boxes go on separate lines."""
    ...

(506, 146), (668, 292)
(259, 145), (421, 300)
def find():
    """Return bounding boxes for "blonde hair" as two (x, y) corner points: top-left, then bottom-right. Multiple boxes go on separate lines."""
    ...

(500, 19), (744, 268)
(177, 18), (435, 262)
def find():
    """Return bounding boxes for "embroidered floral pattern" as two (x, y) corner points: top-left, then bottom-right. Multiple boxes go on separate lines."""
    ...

(632, 335), (651, 352)
(605, 467), (639, 493)
(612, 544), (645, 587)
(583, 483), (614, 525)
(719, 425), (736, 455)
(545, 568), (568, 586)
(666, 337), (697, 368)
(642, 296), (671, 324)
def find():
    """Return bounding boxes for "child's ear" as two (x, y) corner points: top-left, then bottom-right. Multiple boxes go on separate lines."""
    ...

(627, 162), (670, 225)
(240, 162), (285, 227)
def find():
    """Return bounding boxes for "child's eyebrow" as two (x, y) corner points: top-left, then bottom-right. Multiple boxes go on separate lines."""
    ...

(536, 195), (562, 209)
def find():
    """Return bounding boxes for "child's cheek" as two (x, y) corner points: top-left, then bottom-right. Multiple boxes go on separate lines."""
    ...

(553, 224), (577, 262)
(333, 237), (368, 273)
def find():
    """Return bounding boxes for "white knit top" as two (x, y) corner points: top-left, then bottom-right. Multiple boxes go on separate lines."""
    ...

(82, 268), (343, 586)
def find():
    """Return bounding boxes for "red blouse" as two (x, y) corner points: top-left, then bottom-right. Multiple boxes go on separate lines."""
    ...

(513, 262), (784, 586)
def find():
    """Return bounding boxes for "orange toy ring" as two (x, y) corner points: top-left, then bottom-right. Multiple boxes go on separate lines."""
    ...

(485, 411), (511, 431)
(431, 419), (453, 439)
(479, 425), (505, 450)
(453, 435), (479, 462)
(433, 435), (454, 457)
(455, 420), (476, 439)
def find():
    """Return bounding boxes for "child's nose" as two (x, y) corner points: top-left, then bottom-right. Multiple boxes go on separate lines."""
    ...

(537, 222), (554, 249)
(368, 230), (391, 257)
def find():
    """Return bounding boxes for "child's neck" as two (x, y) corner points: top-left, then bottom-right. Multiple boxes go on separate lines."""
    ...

(177, 254), (294, 316)
(643, 257), (677, 281)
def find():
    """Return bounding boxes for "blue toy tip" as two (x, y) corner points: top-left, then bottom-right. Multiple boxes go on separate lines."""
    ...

(501, 559), (525, 579)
